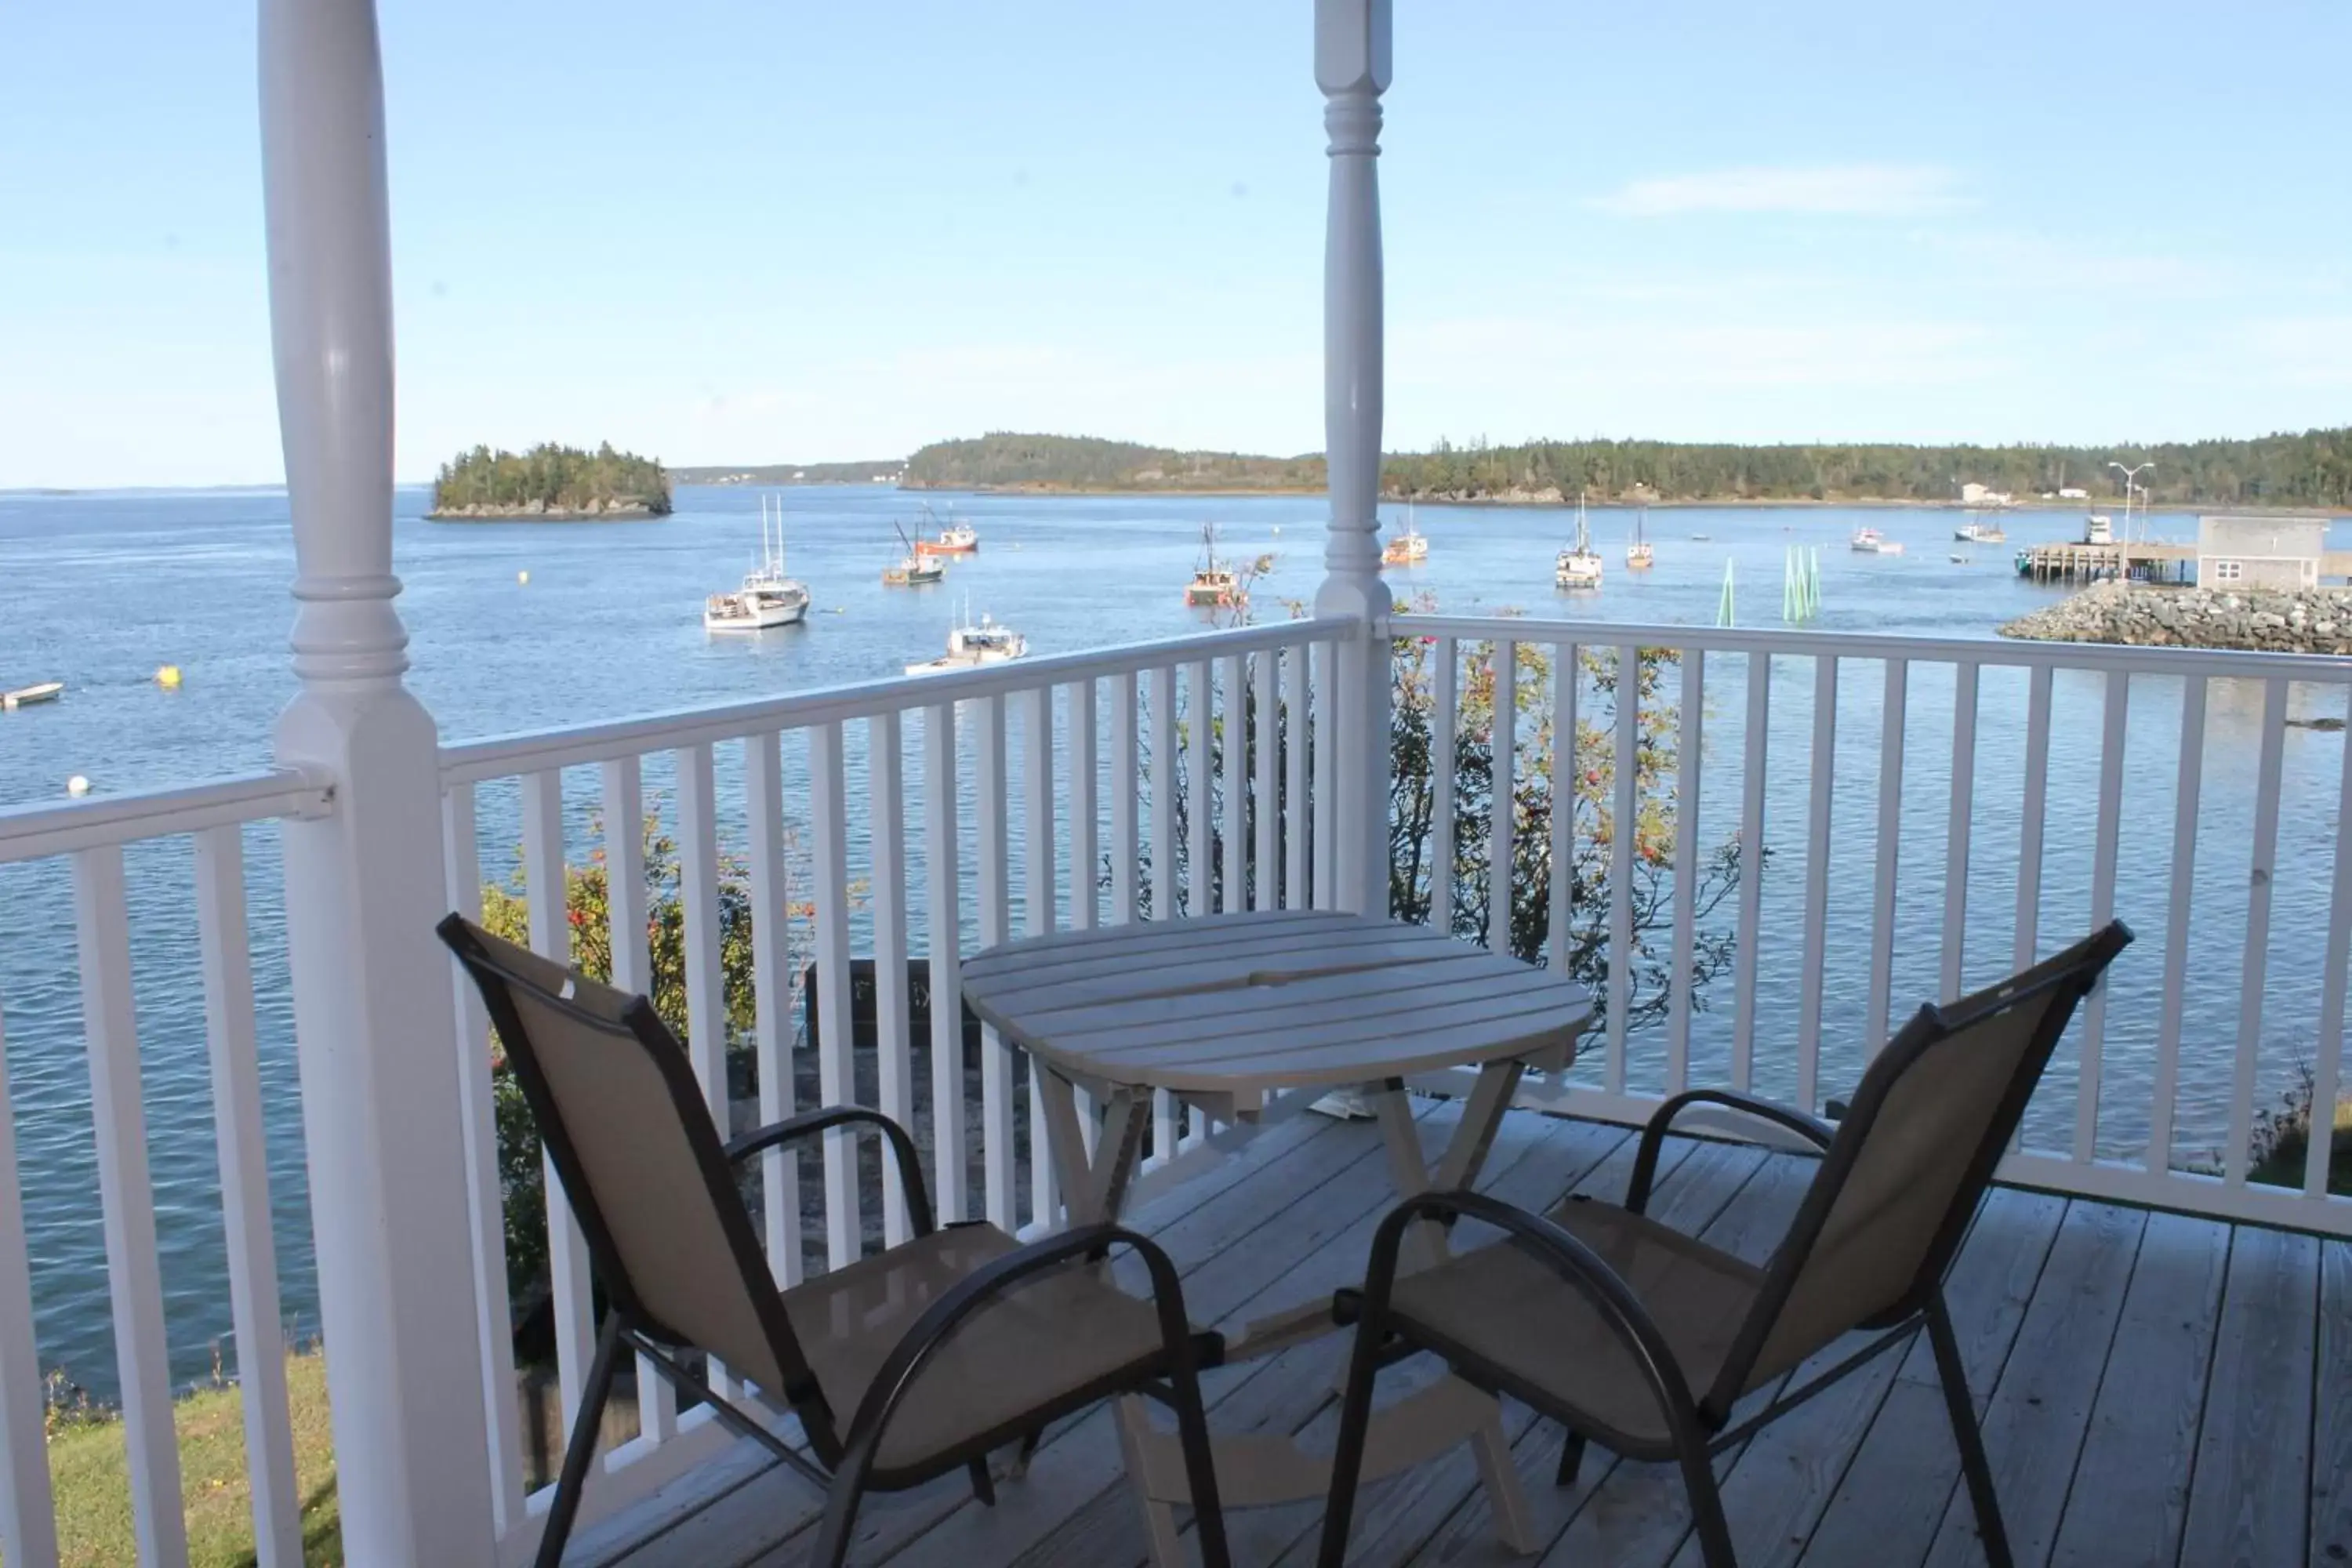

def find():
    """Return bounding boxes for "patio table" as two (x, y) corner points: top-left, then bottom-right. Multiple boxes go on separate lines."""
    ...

(960, 907), (1594, 1563)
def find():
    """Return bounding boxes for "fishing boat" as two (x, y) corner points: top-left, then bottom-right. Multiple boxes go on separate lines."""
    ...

(2, 681), (62, 711)
(2083, 514), (2115, 546)
(882, 522), (946, 586)
(913, 505), (979, 556)
(1555, 491), (1603, 590)
(704, 496), (811, 630)
(1954, 517), (2009, 545)
(1381, 504), (1428, 567)
(1185, 523), (1246, 608)
(1626, 506), (1655, 570)
(1850, 527), (1905, 556)
(905, 605), (1028, 676)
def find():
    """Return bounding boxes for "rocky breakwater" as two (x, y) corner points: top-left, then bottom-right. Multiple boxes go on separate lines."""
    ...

(1999, 580), (2352, 655)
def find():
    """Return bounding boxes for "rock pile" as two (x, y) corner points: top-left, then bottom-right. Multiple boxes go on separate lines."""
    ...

(1998, 580), (2352, 655)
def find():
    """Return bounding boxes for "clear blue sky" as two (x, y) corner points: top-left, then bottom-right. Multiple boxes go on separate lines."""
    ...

(2, 1), (2346, 488)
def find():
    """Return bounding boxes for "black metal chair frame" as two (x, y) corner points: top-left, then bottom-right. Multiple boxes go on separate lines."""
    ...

(1319, 920), (2133, 1568)
(438, 914), (1233, 1568)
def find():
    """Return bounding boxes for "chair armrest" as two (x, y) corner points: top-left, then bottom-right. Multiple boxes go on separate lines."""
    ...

(1628, 1089), (1833, 1214)
(1343, 1189), (1711, 1444)
(724, 1105), (935, 1236)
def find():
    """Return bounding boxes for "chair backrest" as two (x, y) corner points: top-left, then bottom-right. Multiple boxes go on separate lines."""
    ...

(1714, 920), (2132, 1407)
(437, 915), (820, 1429)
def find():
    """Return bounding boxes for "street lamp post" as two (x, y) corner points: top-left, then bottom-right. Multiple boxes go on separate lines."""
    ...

(2110, 460), (2154, 543)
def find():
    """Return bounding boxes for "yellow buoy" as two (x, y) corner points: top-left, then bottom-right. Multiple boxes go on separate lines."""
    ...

(517, 570), (530, 585)
(155, 664), (182, 689)
(67, 775), (90, 797)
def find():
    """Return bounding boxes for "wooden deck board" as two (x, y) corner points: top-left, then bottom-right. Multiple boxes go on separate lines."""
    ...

(583, 1110), (2338, 1568)
(2180, 1224), (2321, 1568)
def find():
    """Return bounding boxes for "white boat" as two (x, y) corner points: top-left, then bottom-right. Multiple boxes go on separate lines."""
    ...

(1555, 491), (1604, 590)
(1955, 517), (2008, 544)
(705, 496), (811, 630)
(1381, 504), (1428, 567)
(906, 606), (1028, 676)
(2, 681), (62, 711)
(1851, 527), (1905, 555)
(2084, 514), (2115, 546)
(1626, 506), (1654, 570)
(1186, 523), (1247, 608)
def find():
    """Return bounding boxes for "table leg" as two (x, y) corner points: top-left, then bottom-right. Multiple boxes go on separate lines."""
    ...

(1364, 1065), (1541, 1554)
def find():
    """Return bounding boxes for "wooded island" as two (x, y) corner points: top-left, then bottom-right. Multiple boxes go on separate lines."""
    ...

(896, 429), (2352, 510)
(429, 442), (672, 519)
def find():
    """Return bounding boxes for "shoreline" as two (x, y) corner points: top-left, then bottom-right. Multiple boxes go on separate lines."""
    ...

(899, 482), (2343, 518)
(426, 504), (666, 521)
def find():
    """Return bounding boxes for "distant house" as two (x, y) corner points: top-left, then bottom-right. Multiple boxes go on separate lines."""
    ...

(1959, 481), (2014, 506)
(2058, 486), (2089, 500)
(2197, 514), (2327, 590)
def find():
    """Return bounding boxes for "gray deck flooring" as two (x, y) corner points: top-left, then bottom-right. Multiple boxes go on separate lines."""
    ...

(576, 1103), (2348, 1567)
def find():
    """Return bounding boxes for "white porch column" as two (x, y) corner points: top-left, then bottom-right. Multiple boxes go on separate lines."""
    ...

(260, 2), (497, 1563)
(1314, 0), (1394, 914)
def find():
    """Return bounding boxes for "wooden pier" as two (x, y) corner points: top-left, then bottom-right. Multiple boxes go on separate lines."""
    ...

(2016, 540), (2197, 584)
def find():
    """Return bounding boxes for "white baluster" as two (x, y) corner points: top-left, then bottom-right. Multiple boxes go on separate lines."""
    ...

(808, 724), (860, 1259)
(1431, 637), (1457, 935)
(604, 756), (679, 1439)
(2307, 684), (2352, 1198)
(1490, 640), (1518, 956)
(0, 998), (56, 1568)
(1608, 646), (1638, 1093)
(1283, 647), (1310, 909)
(1186, 659), (1213, 915)
(1732, 652), (1770, 1093)
(976, 696), (1017, 1226)
(1940, 662), (1979, 1003)
(2148, 679), (2205, 1179)
(521, 772), (594, 1429)
(743, 735), (803, 1287)
(439, 786), (528, 1523)
(1149, 666), (1178, 922)
(1252, 652), (1279, 910)
(2013, 664), (2054, 968)
(2078, 670), (2129, 1162)
(1073, 680), (1100, 931)
(1664, 651), (1703, 1097)
(1312, 640), (1339, 909)
(1865, 659), (1907, 1051)
(1796, 655), (1838, 1114)
(2227, 679), (2289, 1185)
(1547, 642), (1577, 979)
(924, 702), (967, 1222)
(1313, 0), (1393, 916)
(871, 713), (916, 1246)
(195, 826), (302, 1567)
(74, 846), (187, 1565)
(260, 0), (494, 1548)
(1112, 675), (1141, 924)
(1221, 653), (1248, 913)
(1021, 690), (1058, 1225)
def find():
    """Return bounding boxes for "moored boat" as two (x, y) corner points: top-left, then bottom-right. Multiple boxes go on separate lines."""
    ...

(1851, 527), (1904, 555)
(913, 505), (979, 555)
(1626, 506), (1654, 569)
(906, 608), (1028, 676)
(2, 681), (62, 711)
(1381, 504), (1428, 567)
(704, 496), (811, 630)
(1555, 491), (1603, 590)
(882, 522), (946, 586)
(1186, 523), (1247, 608)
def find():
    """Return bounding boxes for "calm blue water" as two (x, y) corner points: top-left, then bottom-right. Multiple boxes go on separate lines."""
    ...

(1, 483), (2346, 1396)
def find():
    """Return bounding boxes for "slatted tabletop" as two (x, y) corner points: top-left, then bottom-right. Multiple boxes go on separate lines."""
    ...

(960, 909), (1594, 1096)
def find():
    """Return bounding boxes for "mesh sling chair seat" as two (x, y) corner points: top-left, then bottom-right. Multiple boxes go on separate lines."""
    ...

(437, 914), (1232, 1568)
(1317, 920), (2133, 1568)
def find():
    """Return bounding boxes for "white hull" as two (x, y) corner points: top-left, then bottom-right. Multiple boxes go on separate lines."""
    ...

(705, 598), (808, 631)
(905, 645), (1023, 677)
(1555, 550), (1604, 590)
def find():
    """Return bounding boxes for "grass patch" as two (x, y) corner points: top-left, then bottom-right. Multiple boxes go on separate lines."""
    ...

(45, 1348), (342, 1566)
(2249, 1065), (2352, 1196)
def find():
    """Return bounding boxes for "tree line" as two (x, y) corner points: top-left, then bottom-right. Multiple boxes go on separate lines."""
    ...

(891, 428), (2352, 509)
(430, 441), (672, 515)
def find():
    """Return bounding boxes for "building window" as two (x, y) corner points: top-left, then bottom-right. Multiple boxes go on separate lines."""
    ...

(2212, 560), (2244, 583)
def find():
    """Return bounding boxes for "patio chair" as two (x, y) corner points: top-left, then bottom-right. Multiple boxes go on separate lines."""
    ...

(437, 914), (1232, 1568)
(1316, 920), (2133, 1568)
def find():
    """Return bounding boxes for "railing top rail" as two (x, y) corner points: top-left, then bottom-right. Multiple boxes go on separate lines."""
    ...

(0, 768), (332, 864)
(439, 616), (1332, 784)
(1392, 611), (2352, 682)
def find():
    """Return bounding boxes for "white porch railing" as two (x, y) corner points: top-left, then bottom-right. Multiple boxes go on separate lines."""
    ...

(434, 619), (1335, 1557)
(1391, 612), (2352, 1240)
(0, 768), (332, 1568)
